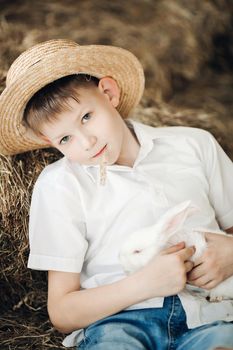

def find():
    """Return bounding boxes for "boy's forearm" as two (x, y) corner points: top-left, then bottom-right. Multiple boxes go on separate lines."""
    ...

(49, 244), (194, 333)
(50, 272), (146, 333)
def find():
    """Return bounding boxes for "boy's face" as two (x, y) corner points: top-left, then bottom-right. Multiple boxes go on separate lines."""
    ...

(40, 78), (139, 166)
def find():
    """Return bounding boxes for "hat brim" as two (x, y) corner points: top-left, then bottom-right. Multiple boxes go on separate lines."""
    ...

(0, 45), (144, 155)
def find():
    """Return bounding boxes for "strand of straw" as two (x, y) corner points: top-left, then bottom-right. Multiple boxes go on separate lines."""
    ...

(99, 148), (107, 185)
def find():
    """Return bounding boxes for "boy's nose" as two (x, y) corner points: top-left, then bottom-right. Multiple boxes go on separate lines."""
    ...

(79, 133), (97, 151)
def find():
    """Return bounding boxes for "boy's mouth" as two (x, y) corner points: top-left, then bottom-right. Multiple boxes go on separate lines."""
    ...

(93, 145), (107, 158)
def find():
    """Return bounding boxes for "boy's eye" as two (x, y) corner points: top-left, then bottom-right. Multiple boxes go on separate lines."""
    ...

(59, 135), (70, 145)
(82, 113), (91, 123)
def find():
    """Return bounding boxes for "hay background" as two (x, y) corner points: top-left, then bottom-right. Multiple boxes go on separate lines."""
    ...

(0, 0), (232, 349)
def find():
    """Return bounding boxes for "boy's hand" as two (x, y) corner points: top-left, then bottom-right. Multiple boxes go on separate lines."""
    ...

(136, 242), (195, 299)
(187, 233), (233, 289)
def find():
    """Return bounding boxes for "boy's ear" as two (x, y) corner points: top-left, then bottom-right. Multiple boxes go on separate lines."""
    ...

(98, 77), (120, 108)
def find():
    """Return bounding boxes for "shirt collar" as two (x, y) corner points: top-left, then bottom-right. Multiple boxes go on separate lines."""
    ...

(128, 119), (154, 167)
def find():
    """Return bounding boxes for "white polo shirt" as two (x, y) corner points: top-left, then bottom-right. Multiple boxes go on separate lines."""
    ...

(27, 120), (233, 347)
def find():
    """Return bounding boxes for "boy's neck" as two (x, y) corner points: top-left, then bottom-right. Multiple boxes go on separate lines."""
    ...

(116, 122), (140, 168)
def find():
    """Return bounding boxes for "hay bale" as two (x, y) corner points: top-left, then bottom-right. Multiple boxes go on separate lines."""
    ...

(0, 303), (66, 349)
(0, 149), (66, 349)
(0, 150), (60, 307)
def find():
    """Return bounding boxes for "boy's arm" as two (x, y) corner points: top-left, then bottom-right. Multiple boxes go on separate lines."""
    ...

(188, 227), (233, 289)
(48, 243), (194, 333)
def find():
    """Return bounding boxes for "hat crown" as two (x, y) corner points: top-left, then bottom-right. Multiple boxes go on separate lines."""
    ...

(6, 39), (79, 86)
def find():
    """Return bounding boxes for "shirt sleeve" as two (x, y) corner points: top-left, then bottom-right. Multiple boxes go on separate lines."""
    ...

(27, 167), (88, 273)
(201, 131), (233, 230)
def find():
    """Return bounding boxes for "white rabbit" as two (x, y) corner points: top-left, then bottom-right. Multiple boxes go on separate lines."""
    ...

(119, 200), (233, 301)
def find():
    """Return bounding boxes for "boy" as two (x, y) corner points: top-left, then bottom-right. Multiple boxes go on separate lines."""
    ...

(0, 39), (233, 350)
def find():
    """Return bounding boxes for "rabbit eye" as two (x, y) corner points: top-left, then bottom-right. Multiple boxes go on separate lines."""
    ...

(133, 250), (142, 254)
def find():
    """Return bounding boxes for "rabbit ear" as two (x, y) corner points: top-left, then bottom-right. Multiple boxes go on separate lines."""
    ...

(160, 201), (198, 238)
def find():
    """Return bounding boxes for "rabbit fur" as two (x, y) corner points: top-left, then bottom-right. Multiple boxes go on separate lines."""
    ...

(119, 200), (233, 301)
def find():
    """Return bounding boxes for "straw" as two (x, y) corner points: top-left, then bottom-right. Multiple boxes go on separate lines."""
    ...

(99, 147), (108, 186)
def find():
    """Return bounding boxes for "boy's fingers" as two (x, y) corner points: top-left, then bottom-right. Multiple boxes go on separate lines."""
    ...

(161, 242), (185, 255)
(179, 246), (196, 261)
(161, 243), (196, 266)
(184, 260), (194, 273)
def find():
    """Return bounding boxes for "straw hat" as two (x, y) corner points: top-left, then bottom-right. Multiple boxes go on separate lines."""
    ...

(0, 39), (145, 155)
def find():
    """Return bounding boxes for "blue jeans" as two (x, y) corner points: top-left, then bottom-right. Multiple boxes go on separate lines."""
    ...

(76, 295), (233, 349)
